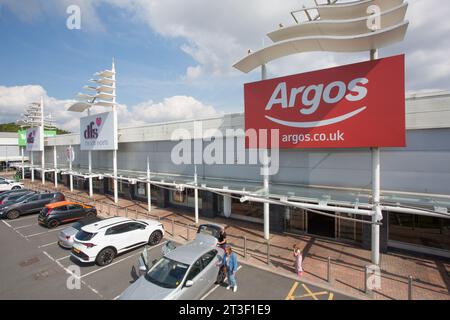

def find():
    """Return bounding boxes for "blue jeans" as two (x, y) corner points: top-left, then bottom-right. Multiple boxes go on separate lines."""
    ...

(227, 271), (237, 287)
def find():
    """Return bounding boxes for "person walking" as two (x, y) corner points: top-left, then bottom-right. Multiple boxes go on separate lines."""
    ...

(217, 228), (228, 249)
(222, 246), (239, 292)
(293, 244), (303, 277)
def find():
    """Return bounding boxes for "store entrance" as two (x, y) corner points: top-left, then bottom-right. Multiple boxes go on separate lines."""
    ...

(307, 211), (335, 239)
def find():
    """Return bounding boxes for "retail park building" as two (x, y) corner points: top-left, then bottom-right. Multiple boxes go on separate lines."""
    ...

(22, 90), (450, 258)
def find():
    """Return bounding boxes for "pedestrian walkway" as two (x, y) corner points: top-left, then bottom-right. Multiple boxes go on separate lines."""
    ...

(22, 179), (450, 300)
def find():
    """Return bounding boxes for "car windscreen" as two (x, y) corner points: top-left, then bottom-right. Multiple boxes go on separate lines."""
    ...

(75, 230), (96, 241)
(197, 225), (220, 239)
(145, 258), (189, 289)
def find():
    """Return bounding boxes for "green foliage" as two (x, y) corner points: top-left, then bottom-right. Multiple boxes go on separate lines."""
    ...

(0, 123), (71, 134)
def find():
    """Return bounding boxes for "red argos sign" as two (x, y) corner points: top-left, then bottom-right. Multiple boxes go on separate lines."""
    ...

(244, 54), (405, 149)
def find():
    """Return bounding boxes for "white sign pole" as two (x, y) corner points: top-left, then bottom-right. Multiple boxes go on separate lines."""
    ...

(261, 64), (270, 241)
(31, 151), (34, 182)
(370, 48), (381, 266)
(87, 108), (93, 198)
(112, 59), (119, 205)
(41, 97), (45, 186)
(147, 156), (151, 213)
(21, 147), (24, 180)
(54, 145), (58, 189)
(69, 146), (73, 192)
(194, 165), (199, 225)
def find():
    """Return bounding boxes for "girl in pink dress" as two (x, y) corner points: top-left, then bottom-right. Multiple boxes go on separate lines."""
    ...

(293, 244), (303, 277)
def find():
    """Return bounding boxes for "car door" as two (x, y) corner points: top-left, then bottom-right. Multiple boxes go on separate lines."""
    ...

(179, 258), (206, 300)
(66, 204), (85, 220)
(104, 223), (134, 252)
(19, 194), (40, 214)
(52, 205), (71, 223)
(200, 250), (220, 294)
(126, 222), (150, 245)
(28, 193), (51, 213)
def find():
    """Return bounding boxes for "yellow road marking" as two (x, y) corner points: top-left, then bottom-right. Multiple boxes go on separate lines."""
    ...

(285, 282), (299, 300)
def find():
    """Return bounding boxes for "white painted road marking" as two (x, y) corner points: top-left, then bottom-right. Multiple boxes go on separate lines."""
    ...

(38, 241), (58, 248)
(26, 227), (65, 238)
(200, 265), (242, 300)
(2, 220), (12, 228)
(14, 223), (37, 230)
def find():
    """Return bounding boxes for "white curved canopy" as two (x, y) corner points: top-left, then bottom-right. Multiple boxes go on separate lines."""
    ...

(94, 69), (115, 78)
(233, 21), (408, 73)
(90, 78), (115, 86)
(92, 101), (115, 107)
(268, 3), (407, 42)
(314, 0), (404, 20)
(78, 92), (116, 101)
(83, 85), (115, 93)
(68, 102), (91, 113)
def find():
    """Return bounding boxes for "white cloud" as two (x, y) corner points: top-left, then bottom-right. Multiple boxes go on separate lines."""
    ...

(0, 85), (219, 132)
(130, 95), (219, 124)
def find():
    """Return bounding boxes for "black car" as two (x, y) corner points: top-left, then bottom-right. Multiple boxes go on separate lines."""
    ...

(0, 192), (65, 220)
(38, 201), (98, 228)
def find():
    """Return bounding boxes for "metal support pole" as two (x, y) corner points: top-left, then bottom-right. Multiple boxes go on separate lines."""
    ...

(135, 208), (138, 219)
(41, 149), (45, 185)
(88, 150), (93, 198)
(115, 205), (119, 217)
(266, 240), (270, 265)
(172, 219), (175, 236)
(187, 224), (190, 241)
(113, 150), (118, 204)
(364, 265), (369, 294)
(370, 49), (381, 266)
(147, 156), (151, 213)
(327, 257), (331, 283)
(21, 147), (24, 180)
(68, 145), (73, 192)
(194, 165), (199, 225)
(243, 236), (247, 259)
(408, 276), (413, 300)
(53, 145), (58, 189)
(261, 64), (270, 241)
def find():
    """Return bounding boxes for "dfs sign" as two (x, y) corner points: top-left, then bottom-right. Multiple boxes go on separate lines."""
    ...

(26, 127), (44, 152)
(80, 111), (118, 151)
(244, 55), (406, 149)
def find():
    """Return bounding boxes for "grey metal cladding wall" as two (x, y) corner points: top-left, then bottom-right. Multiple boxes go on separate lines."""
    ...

(40, 128), (450, 195)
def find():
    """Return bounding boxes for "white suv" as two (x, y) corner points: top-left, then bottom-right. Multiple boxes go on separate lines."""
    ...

(71, 217), (165, 266)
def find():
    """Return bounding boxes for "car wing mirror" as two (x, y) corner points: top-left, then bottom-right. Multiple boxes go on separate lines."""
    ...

(185, 280), (194, 288)
(138, 255), (148, 277)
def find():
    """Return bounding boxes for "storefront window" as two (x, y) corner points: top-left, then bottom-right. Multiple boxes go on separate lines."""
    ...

(169, 189), (202, 209)
(389, 212), (450, 251)
(231, 196), (263, 220)
(285, 208), (307, 234)
(337, 213), (363, 243)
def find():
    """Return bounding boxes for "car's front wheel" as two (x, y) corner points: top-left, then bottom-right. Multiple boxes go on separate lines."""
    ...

(11, 186), (21, 190)
(7, 210), (20, 220)
(47, 219), (59, 229)
(96, 248), (116, 266)
(148, 230), (163, 246)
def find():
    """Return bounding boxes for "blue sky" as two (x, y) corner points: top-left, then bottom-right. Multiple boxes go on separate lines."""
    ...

(0, 0), (449, 132)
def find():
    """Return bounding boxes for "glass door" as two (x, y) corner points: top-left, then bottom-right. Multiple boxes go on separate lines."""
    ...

(285, 208), (307, 235)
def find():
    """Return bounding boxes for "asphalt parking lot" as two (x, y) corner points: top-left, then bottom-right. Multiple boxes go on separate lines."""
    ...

(0, 214), (354, 300)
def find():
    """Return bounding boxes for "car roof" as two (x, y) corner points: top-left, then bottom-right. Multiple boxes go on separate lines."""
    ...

(46, 201), (85, 209)
(165, 235), (219, 265)
(82, 217), (133, 233)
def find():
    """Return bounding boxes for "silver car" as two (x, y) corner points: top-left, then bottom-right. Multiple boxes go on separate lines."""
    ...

(119, 230), (225, 300)
(58, 217), (102, 249)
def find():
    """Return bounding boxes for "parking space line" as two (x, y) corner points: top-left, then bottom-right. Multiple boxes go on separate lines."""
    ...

(200, 265), (242, 300)
(7, 215), (38, 223)
(81, 251), (142, 279)
(43, 250), (104, 299)
(2, 220), (12, 228)
(14, 223), (37, 230)
(38, 241), (58, 248)
(26, 227), (65, 238)
(57, 255), (71, 261)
